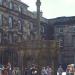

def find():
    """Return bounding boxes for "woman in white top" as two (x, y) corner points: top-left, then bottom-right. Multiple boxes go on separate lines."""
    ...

(41, 67), (47, 75)
(57, 65), (63, 75)
(46, 66), (52, 75)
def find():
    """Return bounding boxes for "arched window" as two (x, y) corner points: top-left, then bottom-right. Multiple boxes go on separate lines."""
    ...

(8, 16), (13, 29)
(0, 14), (2, 27)
(19, 6), (22, 12)
(18, 20), (22, 31)
(8, 34), (13, 44)
(8, 1), (13, 9)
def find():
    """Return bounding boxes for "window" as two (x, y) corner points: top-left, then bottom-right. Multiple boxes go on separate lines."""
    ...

(13, 33), (17, 43)
(59, 27), (63, 33)
(0, 14), (2, 27)
(8, 16), (13, 29)
(73, 28), (75, 32)
(57, 35), (64, 48)
(58, 39), (63, 48)
(0, 33), (2, 43)
(42, 27), (44, 33)
(18, 20), (22, 31)
(18, 36), (22, 42)
(72, 35), (75, 47)
(19, 6), (22, 12)
(41, 25), (44, 33)
(72, 26), (75, 32)
(14, 3), (18, 11)
(9, 2), (13, 9)
(29, 23), (33, 30)
(0, 0), (2, 5)
(8, 34), (13, 43)
(3, 33), (8, 43)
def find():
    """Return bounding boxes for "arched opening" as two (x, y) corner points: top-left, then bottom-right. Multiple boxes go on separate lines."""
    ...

(0, 48), (18, 67)
(23, 54), (34, 67)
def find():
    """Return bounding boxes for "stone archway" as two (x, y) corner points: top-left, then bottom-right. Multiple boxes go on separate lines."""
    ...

(0, 48), (18, 66)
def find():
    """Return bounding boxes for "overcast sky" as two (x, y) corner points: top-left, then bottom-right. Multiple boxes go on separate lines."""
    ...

(21, 0), (75, 19)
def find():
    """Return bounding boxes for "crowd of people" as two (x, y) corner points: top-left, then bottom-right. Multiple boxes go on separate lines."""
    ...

(1, 62), (74, 75)
(41, 66), (52, 75)
(24, 65), (64, 75)
(0, 62), (56, 75)
(41, 65), (64, 75)
(0, 62), (21, 75)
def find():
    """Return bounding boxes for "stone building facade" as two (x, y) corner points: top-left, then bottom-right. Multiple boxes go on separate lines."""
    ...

(48, 17), (75, 69)
(0, 0), (52, 67)
(1, 0), (74, 70)
(0, 0), (48, 42)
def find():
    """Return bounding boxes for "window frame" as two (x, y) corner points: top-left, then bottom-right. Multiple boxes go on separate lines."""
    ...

(0, 14), (3, 27)
(8, 33), (13, 44)
(59, 27), (63, 33)
(18, 20), (22, 31)
(18, 6), (22, 13)
(8, 16), (13, 29)
(8, 1), (13, 9)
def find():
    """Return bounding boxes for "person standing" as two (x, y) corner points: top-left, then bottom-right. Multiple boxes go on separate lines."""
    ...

(7, 62), (12, 75)
(2, 65), (8, 75)
(46, 66), (52, 75)
(0, 64), (3, 75)
(24, 67), (28, 75)
(41, 67), (47, 75)
(12, 67), (16, 75)
(31, 65), (38, 75)
(57, 65), (63, 75)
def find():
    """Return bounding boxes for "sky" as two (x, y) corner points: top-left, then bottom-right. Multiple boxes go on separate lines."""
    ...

(21, 0), (75, 19)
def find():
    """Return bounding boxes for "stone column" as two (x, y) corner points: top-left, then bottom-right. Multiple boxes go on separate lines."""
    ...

(36, 0), (41, 39)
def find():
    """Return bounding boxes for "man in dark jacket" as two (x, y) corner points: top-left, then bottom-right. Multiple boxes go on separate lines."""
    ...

(31, 65), (38, 75)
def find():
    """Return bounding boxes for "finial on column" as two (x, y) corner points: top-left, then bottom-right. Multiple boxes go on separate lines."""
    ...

(36, 0), (41, 7)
